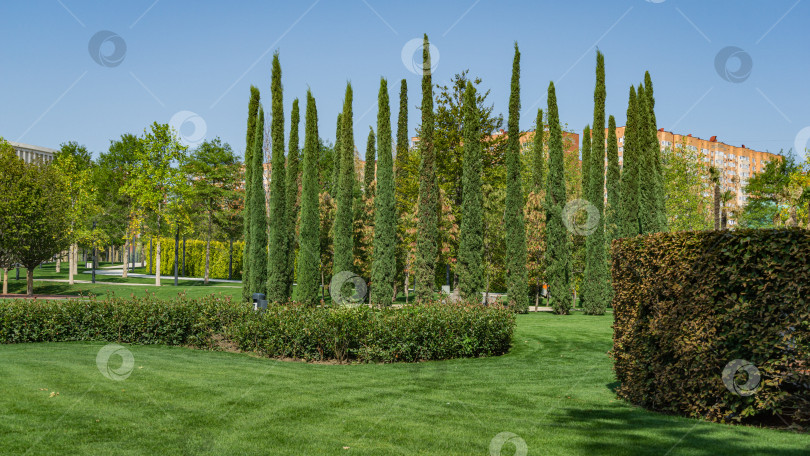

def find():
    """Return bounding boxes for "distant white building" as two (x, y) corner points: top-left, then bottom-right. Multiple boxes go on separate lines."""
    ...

(8, 141), (57, 164)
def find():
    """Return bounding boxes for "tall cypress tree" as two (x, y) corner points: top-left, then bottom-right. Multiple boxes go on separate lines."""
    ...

(370, 78), (395, 305)
(333, 83), (355, 274)
(504, 42), (529, 312)
(457, 81), (484, 301)
(582, 50), (608, 316)
(414, 34), (438, 301)
(618, 85), (640, 238)
(636, 84), (657, 235)
(644, 72), (666, 231)
(297, 91), (320, 305)
(581, 125), (591, 199)
(605, 114), (621, 247)
(246, 108), (268, 296)
(266, 52), (288, 302)
(394, 79), (412, 297)
(364, 127), (376, 197)
(331, 113), (343, 197)
(242, 86), (260, 302)
(545, 81), (571, 315)
(284, 98), (300, 298)
(532, 109), (545, 193)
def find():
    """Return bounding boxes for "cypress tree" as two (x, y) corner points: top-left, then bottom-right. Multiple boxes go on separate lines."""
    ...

(394, 79), (412, 297)
(605, 115), (621, 246)
(266, 52), (288, 302)
(636, 84), (657, 235)
(618, 86), (640, 238)
(331, 113), (343, 197)
(364, 127), (376, 197)
(242, 86), (260, 302)
(531, 109), (545, 193)
(370, 78), (395, 305)
(246, 108), (268, 296)
(297, 91), (320, 305)
(333, 83), (355, 274)
(414, 34), (438, 301)
(504, 43), (529, 312)
(285, 98), (300, 299)
(644, 72), (667, 231)
(457, 81), (484, 301)
(545, 81), (571, 315)
(581, 125), (591, 199)
(582, 50), (608, 316)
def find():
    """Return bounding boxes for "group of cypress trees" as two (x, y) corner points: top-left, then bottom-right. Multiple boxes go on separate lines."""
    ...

(239, 39), (663, 312)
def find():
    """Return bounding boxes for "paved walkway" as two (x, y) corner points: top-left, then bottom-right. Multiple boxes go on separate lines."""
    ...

(83, 267), (242, 284)
(31, 278), (240, 288)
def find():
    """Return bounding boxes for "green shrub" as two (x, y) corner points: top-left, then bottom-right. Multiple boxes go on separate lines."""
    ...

(0, 296), (515, 363)
(143, 238), (244, 280)
(611, 228), (809, 427)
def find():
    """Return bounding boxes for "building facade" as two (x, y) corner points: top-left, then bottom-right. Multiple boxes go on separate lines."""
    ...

(8, 141), (57, 164)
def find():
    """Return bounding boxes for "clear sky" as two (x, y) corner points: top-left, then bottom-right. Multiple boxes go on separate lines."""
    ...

(2, 0), (808, 160)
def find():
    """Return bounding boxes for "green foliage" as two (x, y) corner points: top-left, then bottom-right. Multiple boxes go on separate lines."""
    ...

(285, 98), (301, 298)
(415, 35), (438, 301)
(364, 127), (376, 198)
(612, 228), (809, 427)
(741, 155), (800, 228)
(457, 82), (485, 301)
(333, 84), (355, 274)
(246, 110), (268, 296)
(230, 301), (515, 363)
(242, 86), (261, 302)
(531, 109), (545, 193)
(297, 91), (321, 305)
(267, 53), (289, 302)
(605, 115), (621, 246)
(504, 43), (528, 312)
(644, 72), (667, 231)
(544, 82), (571, 314)
(370, 78), (396, 306)
(581, 50), (609, 316)
(662, 142), (712, 231)
(618, 86), (640, 238)
(581, 125), (591, 199)
(331, 113), (343, 197)
(143, 236), (244, 280)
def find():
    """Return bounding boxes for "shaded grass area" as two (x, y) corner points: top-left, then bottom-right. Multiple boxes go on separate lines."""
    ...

(0, 313), (805, 455)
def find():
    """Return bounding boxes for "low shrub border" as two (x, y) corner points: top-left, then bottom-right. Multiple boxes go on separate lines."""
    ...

(611, 228), (809, 427)
(0, 295), (515, 363)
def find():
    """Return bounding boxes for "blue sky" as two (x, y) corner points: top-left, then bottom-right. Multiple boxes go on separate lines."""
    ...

(1, 0), (808, 160)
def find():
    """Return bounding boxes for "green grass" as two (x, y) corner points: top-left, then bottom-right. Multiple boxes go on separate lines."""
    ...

(0, 313), (805, 455)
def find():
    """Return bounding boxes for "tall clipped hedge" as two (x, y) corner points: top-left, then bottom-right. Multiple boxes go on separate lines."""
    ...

(611, 228), (809, 427)
(144, 238), (244, 280)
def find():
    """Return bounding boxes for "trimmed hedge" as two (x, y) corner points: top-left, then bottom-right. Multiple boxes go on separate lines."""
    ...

(611, 228), (809, 427)
(144, 237), (244, 280)
(0, 296), (515, 363)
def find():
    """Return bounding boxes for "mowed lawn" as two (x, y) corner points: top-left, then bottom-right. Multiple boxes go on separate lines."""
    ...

(1, 313), (806, 455)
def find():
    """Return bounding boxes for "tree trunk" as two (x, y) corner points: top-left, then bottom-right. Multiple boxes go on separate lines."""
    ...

(149, 237), (153, 275)
(156, 240), (161, 286)
(205, 214), (211, 284)
(122, 238), (129, 278)
(404, 270), (410, 304)
(713, 184), (721, 230)
(2, 268), (7, 295)
(182, 236), (186, 277)
(55, 254), (61, 273)
(174, 227), (180, 286)
(721, 209), (727, 230)
(228, 239), (233, 280)
(787, 206), (798, 227)
(68, 244), (75, 285)
(26, 268), (34, 296)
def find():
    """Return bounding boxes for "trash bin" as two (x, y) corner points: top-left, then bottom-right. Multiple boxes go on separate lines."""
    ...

(252, 293), (267, 311)
(86, 261), (93, 269)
